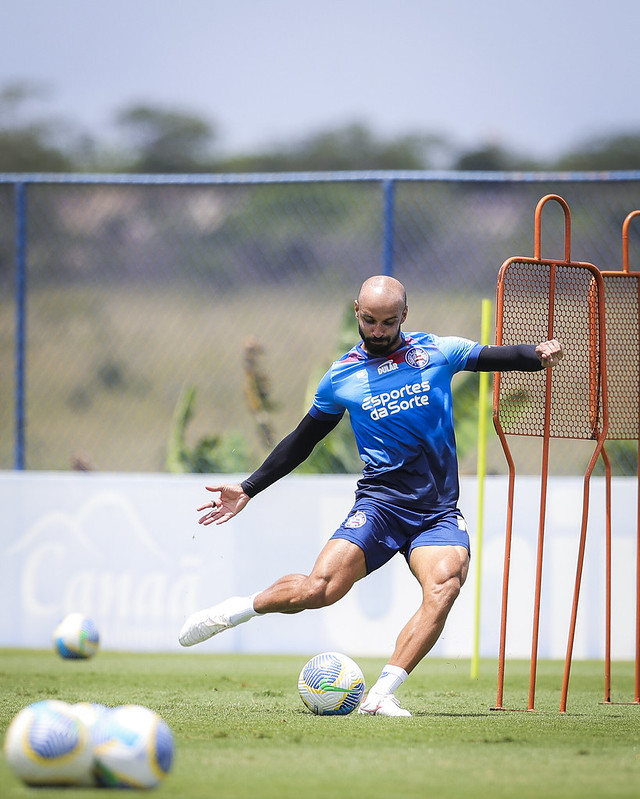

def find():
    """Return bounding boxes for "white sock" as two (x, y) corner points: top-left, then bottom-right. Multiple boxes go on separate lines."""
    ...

(368, 664), (408, 696)
(227, 593), (261, 626)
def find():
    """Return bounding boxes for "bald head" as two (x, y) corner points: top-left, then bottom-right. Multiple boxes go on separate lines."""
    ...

(355, 275), (408, 356)
(357, 275), (407, 309)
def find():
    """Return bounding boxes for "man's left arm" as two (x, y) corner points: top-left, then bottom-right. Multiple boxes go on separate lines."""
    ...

(474, 339), (563, 372)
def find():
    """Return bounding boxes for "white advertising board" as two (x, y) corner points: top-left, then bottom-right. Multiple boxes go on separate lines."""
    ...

(0, 472), (636, 660)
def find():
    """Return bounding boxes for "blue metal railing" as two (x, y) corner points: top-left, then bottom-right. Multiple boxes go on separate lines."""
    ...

(14, 182), (27, 470)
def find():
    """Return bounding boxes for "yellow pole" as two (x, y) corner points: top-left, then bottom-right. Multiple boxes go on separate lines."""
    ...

(471, 299), (492, 679)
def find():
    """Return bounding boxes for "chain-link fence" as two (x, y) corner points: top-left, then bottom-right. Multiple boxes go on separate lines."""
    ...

(1, 171), (639, 475)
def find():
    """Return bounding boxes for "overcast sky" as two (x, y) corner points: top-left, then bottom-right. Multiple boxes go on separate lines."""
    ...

(2, 0), (640, 160)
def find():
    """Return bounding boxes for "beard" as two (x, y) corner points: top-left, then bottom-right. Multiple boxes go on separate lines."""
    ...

(358, 323), (402, 357)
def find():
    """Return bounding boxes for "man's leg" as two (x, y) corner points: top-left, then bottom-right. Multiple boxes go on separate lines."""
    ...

(254, 537), (367, 612)
(389, 544), (469, 672)
(179, 538), (366, 646)
(359, 544), (469, 716)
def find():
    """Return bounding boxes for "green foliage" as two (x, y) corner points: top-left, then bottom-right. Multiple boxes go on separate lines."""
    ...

(165, 335), (282, 475)
(0, 81), (74, 171)
(0, 129), (73, 172)
(295, 303), (363, 474)
(4, 78), (640, 173)
(453, 143), (539, 172)
(243, 336), (277, 451)
(165, 306), (365, 476)
(166, 385), (251, 474)
(451, 370), (492, 462)
(554, 132), (640, 171)
(115, 103), (217, 172)
(221, 123), (444, 172)
(594, 440), (639, 476)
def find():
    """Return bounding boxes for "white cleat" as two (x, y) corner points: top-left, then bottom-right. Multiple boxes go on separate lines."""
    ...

(357, 693), (412, 717)
(179, 597), (248, 647)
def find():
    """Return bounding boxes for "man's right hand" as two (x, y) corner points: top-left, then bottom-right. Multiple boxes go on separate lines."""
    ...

(197, 483), (251, 526)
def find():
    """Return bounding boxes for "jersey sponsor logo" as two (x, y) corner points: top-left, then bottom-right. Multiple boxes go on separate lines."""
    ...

(344, 510), (367, 528)
(405, 346), (430, 368)
(361, 380), (431, 420)
(377, 360), (399, 375)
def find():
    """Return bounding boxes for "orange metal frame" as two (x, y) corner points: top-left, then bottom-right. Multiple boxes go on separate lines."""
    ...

(492, 194), (609, 713)
(599, 209), (640, 706)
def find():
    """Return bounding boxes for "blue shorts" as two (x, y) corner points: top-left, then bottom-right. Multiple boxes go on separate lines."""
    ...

(331, 498), (470, 574)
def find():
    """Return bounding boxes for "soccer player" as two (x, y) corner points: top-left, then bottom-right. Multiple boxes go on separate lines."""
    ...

(179, 275), (563, 716)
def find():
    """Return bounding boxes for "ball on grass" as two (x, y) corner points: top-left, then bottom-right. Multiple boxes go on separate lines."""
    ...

(298, 651), (366, 715)
(3, 699), (94, 786)
(92, 704), (175, 789)
(53, 612), (100, 659)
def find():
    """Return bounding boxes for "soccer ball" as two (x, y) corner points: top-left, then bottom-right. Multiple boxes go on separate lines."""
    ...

(3, 700), (94, 786)
(298, 651), (366, 716)
(92, 704), (175, 789)
(71, 702), (110, 744)
(53, 612), (100, 659)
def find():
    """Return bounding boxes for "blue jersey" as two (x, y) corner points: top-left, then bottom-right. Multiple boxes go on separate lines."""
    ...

(309, 332), (483, 512)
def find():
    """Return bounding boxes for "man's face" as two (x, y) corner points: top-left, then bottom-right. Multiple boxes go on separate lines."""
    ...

(355, 300), (407, 356)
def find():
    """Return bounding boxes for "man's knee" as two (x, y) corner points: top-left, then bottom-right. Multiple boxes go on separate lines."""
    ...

(301, 572), (352, 609)
(426, 571), (461, 609)
(301, 539), (365, 609)
(423, 556), (468, 617)
(439, 573), (463, 606)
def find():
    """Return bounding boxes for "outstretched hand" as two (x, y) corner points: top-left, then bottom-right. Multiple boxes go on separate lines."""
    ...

(197, 483), (251, 526)
(536, 339), (563, 368)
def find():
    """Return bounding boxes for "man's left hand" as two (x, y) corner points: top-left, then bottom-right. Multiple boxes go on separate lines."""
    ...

(535, 339), (563, 368)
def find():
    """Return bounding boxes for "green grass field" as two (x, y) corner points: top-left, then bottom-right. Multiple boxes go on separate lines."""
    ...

(1, 650), (638, 798)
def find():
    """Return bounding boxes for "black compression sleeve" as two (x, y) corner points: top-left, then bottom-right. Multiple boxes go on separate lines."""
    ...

(475, 344), (543, 372)
(241, 413), (342, 498)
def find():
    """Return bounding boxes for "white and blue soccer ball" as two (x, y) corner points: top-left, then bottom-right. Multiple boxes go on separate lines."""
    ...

(298, 652), (366, 716)
(92, 704), (175, 789)
(53, 612), (100, 660)
(71, 702), (110, 745)
(3, 700), (94, 786)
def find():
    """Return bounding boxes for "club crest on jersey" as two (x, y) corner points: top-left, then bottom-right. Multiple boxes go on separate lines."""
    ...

(345, 511), (367, 529)
(405, 346), (430, 368)
(377, 360), (398, 375)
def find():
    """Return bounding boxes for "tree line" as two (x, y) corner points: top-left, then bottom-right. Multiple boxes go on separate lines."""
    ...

(2, 79), (640, 174)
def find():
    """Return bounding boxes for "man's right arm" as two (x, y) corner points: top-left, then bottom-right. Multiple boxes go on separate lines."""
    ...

(241, 412), (342, 497)
(197, 413), (342, 526)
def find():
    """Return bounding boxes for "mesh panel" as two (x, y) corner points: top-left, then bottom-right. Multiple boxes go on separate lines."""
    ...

(601, 273), (640, 440)
(495, 259), (603, 440)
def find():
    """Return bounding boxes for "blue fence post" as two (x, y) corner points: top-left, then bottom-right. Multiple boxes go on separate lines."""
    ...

(382, 178), (395, 276)
(14, 181), (27, 470)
